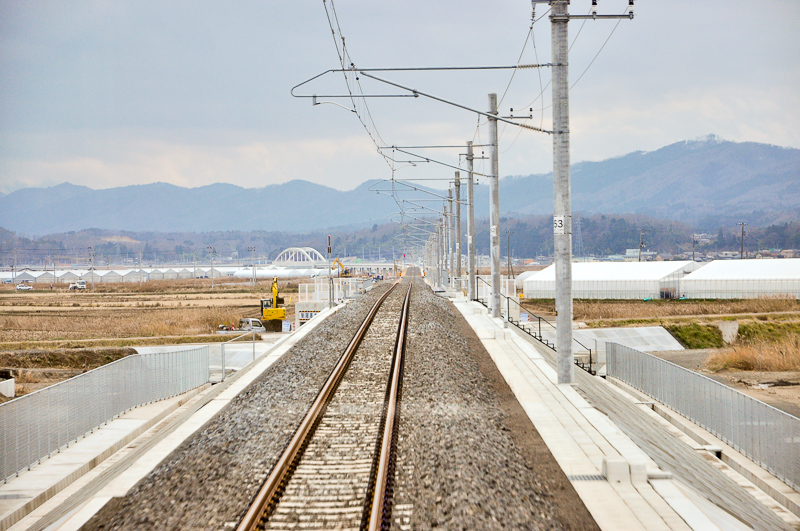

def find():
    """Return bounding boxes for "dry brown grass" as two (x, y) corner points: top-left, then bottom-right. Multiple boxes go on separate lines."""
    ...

(521, 297), (800, 323)
(707, 336), (800, 372)
(0, 280), (285, 348)
(0, 305), (252, 343)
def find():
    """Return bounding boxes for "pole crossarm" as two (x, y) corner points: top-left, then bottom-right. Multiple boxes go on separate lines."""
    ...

(378, 144), (493, 149)
(385, 212), (439, 229)
(368, 179), (458, 202)
(357, 72), (553, 134)
(291, 65), (556, 100)
(397, 200), (447, 216)
(388, 148), (493, 178)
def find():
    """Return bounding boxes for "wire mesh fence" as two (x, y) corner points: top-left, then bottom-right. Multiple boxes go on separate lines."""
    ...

(0, 346), (209, 483)
(607, 342), (800, 490)
(299, 277), (373, 303)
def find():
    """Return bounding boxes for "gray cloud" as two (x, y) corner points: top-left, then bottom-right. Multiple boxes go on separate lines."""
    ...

(1, 0), (798, 194)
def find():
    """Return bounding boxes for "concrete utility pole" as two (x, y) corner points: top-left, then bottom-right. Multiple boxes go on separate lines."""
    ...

(541, 0), (633, 384)
(207, 246), (215, 290)
(436, 220), (442, 286)
(467, 142), (476, 301)
(248, 246), (256, 286)
(447, 188), (454, 288)
(738, 222), (747, 259)
(454, 171), (462, 287)
(506, 230), (513, 279)
(440, 217), (446, 286)
(551, 1), (573, 384)
(89, 247), (95, 289)
(638, 229), (646, 262)
(488, 93), (501, 319)
(327, 235), (333, 308)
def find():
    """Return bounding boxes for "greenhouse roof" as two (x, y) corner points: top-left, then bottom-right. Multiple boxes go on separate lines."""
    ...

(525, 261), (698, 282)
(682, 258), (800, 280)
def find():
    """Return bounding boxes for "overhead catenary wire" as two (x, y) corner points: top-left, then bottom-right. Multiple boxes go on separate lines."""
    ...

(322, 0), (393, 169)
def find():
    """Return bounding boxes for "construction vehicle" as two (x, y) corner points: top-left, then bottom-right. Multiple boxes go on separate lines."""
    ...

(260, 277), (286, 331)
(331, 258), (351, 278)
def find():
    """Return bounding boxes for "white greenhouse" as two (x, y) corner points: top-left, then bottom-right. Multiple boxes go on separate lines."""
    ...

(680, 258), (800, 299)
(523, 261), (701, 300)
(514, 270), (539, 290)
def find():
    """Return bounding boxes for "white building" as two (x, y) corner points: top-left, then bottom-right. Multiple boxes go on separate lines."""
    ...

(680, 258), (800, 299)
(523, 261), (701, 300)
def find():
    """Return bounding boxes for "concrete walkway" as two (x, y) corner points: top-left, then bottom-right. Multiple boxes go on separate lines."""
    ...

(453, 297), (799, 531)
(1, 305), (343, 531)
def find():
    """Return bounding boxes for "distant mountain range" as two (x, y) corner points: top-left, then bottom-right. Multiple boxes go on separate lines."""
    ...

(2, 136), (798, 236)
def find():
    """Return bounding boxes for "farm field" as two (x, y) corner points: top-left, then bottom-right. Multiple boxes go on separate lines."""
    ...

(0, 278), (298, 400)
(0, 278), (296, 347)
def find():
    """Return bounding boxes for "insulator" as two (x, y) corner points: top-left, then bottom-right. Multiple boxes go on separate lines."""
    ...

(628, 0), (634, 15)
(591, 0), (597, 15)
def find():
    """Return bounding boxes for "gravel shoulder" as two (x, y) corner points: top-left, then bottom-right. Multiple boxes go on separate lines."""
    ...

(392, 281), (598, 530)
(80, 280), (597, 530)
(81, 285), (391, 530)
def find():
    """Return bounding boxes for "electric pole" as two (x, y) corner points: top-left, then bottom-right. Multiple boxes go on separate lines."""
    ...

(551, 1), (573, 383)
(89, 246), (95, 289)
(537, 0), (634, 384)
(638, 229), (646, 262)
(207, 246), (215, 290)
(488, 93), (501, 319)
(506, 230), (514, 279)
(328, 235), (333, 308)
(447, 188), (454, 288)
(738, 222), (747, 259)
(467, 141), (476, 301)
(454, 172), (462, 287)
(692, 234), (697, 262)
(248, 246), (256, 286)
(439, 218), (445, 286)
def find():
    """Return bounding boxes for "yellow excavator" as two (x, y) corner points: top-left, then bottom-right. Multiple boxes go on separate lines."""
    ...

(261, 277), (286, 331)
(332, 257), (351, 278)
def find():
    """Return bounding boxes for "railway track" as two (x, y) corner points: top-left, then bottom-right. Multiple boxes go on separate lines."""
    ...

(237, 281), (412, 531)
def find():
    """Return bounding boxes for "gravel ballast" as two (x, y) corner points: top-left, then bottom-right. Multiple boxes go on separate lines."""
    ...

(391, 280), (598, 530)
(82, 279), (597, 530)
(82, 285), (393, 530)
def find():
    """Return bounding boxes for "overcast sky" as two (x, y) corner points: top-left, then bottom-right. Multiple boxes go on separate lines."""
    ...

(1, 0), (799, 194)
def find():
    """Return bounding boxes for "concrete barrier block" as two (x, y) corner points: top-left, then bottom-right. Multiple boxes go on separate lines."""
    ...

(602, 457), (629, 484)
(629, 461), (648, 485)
(0, 378), (14, 398)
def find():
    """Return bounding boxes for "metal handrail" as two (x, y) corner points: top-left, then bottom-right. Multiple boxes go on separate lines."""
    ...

(474, 277), (595, 375)
(220, 330), (258, 381)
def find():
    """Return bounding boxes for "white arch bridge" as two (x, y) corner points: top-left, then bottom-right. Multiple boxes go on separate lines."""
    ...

(273, 247), (328, 267)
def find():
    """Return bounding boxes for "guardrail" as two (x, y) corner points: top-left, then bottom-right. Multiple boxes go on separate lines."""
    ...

(219, 331), (258, 382)
(475, 277), (596, 374)
(607, 342), (800, 490)
(0, 346), (209, 483)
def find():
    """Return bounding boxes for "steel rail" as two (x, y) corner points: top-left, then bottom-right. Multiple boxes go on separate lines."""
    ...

(236, 283), (400, 531)
(365, 283), (412, 530)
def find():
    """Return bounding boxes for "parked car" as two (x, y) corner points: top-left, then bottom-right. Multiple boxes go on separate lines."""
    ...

(238, 318), (267, 332)
(16, 284), (33, 291)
